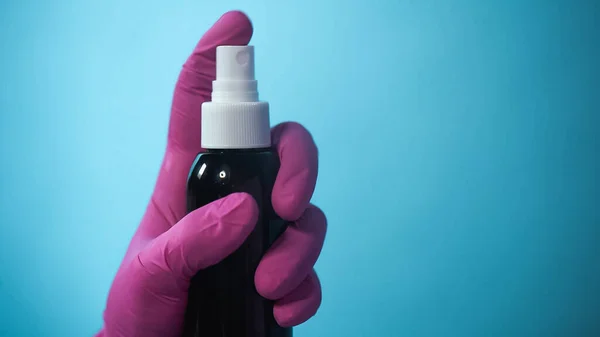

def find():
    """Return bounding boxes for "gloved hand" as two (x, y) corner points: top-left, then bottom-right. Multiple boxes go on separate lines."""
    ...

(95, 10), (327, 337)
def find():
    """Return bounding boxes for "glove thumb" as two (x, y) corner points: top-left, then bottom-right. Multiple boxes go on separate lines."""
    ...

(103, 193), (258, 337)
(138, 192), (258, 284)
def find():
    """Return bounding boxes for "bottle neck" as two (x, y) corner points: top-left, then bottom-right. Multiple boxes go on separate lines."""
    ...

(205, 147), (272, 154)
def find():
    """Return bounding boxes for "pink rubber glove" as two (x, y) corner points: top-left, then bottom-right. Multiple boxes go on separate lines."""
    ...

(95, 11), (327, 337)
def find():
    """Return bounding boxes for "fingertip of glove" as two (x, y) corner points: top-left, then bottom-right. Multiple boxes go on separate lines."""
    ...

(196, 10), (253, 53)
(218, 192), (259, 226)
(273, 273), (322, 327)
(213, 10), (253, 43)
(218, 10), (253, 30)
(271, 122), (319, 221)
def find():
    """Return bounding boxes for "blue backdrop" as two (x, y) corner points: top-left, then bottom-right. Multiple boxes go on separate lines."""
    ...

(1, 0), (598, 336)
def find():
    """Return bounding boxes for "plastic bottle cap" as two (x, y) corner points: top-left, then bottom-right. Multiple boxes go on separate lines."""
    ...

(201, 45), (271, 149)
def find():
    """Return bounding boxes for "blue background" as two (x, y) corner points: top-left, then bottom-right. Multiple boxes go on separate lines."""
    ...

(1, 0), (598, 336)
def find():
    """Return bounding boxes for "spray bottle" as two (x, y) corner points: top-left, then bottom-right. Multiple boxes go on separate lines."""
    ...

(182, 45), (291, 337)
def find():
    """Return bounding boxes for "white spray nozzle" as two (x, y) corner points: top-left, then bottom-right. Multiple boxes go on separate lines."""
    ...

(201, 45), (271, 149)
(212, 45), (258, 103)
(216, 45), (255, 80)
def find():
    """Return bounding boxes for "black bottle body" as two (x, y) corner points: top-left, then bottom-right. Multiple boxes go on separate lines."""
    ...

(182, 148), (291, 337)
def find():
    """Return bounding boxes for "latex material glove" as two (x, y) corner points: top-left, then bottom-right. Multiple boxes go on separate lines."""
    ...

(95, 11), (327, 337)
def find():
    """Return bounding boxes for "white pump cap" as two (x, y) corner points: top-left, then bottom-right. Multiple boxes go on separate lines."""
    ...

(201, 45), (271, 149)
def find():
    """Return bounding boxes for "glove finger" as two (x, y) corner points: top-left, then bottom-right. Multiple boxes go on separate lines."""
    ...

(168, 10), (253, 153)
(255, 205), (327, 300)
(137, 192), (258, 282)
(271, 122), (319, 221)
(274, 270), (322, 327)
(152, 11), (254, 226)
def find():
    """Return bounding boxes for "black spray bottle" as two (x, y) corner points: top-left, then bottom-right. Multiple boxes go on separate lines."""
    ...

(182, 45), (291, 337)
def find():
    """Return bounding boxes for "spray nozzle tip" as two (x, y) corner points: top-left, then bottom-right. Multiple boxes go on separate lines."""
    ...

(216, 45), (255, 81)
